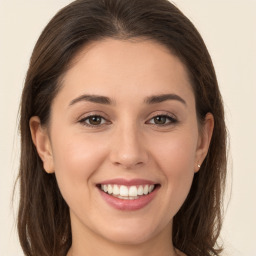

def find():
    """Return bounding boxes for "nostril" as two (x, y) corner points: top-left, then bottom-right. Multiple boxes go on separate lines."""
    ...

(112, 160), (145, 169)
(109, 140), (149, 169)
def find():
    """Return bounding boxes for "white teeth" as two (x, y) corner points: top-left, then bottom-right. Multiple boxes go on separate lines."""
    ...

(149, 185), (154, 193)
(129, 186), (137, 197)
(113, 185), (119, 195)
(137, 185), (144, 195)
(107, 184), (113, 194)
(143, 185), (149, 195)
(120, 185), (129, 196)
(117, 195), (139, 200)
(100, 184), (155, 198)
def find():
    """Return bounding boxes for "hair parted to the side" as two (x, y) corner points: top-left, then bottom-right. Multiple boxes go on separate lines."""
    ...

(17, 0), (227, 255)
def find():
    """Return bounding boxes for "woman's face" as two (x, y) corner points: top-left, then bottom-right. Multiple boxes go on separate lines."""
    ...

(31, 39), (213, 246)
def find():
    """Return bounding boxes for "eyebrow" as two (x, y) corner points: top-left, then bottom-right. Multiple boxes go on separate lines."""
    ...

(69, 94), (113, 106)
(144, 94), (187, 106)
(69, 93), (186, 107)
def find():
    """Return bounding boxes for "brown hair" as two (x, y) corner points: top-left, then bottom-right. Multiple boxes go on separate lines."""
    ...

(17, 0), (227, 255)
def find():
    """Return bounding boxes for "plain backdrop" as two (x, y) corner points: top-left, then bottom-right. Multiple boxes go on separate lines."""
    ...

(0, 0), (255, 255)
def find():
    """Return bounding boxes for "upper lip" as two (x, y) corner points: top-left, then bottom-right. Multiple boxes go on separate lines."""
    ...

(98, 178), (157, 186)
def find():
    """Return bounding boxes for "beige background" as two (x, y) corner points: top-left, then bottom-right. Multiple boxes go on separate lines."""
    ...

(0, 0), (255, 255)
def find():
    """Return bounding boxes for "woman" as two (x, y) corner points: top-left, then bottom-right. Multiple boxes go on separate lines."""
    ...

(17, 0), (227, 255)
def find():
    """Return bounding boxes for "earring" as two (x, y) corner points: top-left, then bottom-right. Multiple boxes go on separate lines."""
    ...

(197, 164), (201, 168)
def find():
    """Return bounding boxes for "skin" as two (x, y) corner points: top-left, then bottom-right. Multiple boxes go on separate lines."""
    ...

(30, 38), (214, 256)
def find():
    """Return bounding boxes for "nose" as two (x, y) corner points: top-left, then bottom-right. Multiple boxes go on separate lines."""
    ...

(109, 123), (149, 169)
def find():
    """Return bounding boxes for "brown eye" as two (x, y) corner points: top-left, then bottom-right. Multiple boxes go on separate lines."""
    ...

(147, 115), (177, 126)
(154, 116), (167, 125)
(88, 116), (102, 125)
(79, 115), (107, 126)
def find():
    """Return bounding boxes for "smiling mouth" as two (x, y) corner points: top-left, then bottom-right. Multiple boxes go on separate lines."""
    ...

(97, 184), (159, 200)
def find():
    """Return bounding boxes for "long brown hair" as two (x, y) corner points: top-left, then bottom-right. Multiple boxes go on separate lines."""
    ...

(17, 0), (227, 255)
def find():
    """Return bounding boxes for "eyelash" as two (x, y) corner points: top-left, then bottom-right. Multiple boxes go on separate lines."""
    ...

(78, 114), (178, 128)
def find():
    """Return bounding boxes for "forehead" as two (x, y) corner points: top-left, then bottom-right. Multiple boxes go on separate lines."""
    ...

(55, 38), (194, 107)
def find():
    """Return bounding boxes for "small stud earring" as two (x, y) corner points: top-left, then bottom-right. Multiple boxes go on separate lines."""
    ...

(197, 164), (201, 168)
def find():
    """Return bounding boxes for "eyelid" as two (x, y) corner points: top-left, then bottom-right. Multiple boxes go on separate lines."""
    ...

(147, 111), (177, 119)
(77, 110), (109, 121)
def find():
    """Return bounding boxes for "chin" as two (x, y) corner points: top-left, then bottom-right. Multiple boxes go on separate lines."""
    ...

(96, 217), (167, 245)
(103, 229), (154, 245)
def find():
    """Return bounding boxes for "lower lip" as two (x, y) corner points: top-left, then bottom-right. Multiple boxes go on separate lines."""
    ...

(98, 186), (159, 211)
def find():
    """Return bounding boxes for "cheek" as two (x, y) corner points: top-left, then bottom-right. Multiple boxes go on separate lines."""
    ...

(53, 131), (106, 171)
(51, 132), (108, 201)
(152, 130), (197, 172)
(150, 131), (197, 210)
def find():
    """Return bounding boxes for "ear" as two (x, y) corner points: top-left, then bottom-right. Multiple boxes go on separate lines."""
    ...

(195, 113), (214, 172)
(29, 116), (55, 173)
